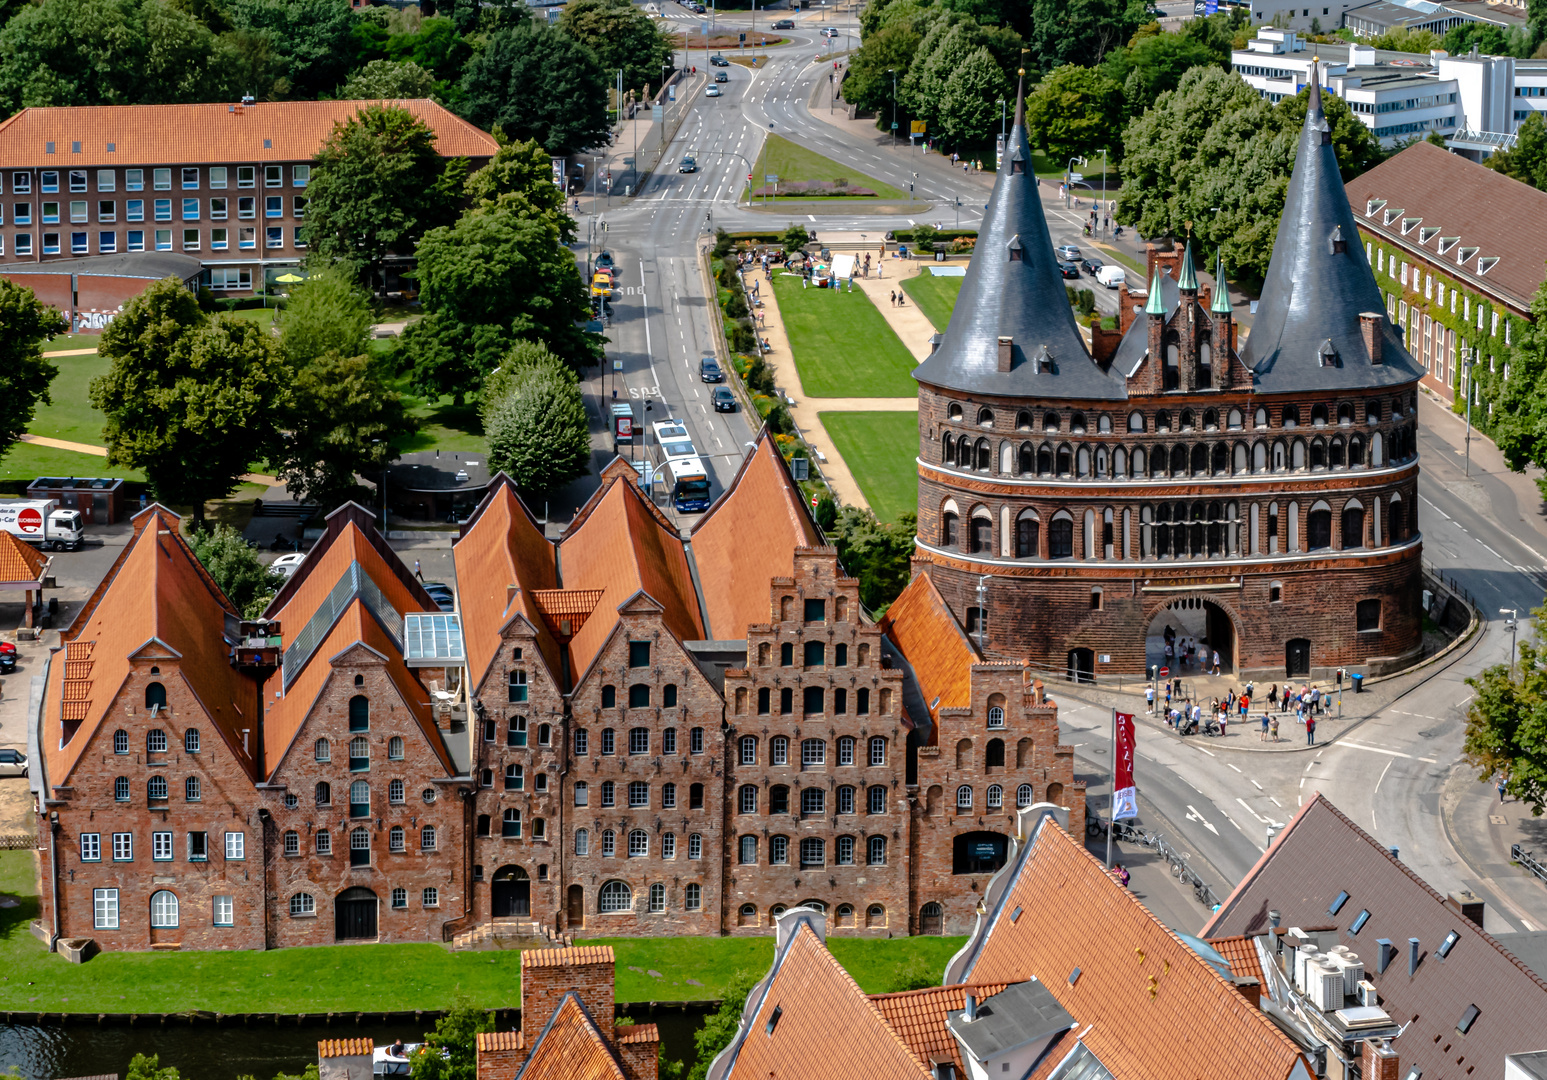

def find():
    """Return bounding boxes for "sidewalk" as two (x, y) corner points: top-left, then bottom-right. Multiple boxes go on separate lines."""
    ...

(1443, 763), (1547, 932)
(852, 263), (938, 360)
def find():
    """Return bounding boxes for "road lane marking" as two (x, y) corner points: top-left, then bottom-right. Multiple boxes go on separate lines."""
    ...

(1227, 763), (1242, 773)
(1186, 804), (1219, 835)
(1341, 739), (1438, 763)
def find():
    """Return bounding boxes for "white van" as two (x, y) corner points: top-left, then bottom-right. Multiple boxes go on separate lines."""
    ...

(644, 2), (660, 11)
(1095, 264), (1126, 289)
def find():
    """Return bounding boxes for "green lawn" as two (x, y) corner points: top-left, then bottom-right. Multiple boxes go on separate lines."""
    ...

(821, 411), (919, 523)
(752, 134), (906, 200)
(30, 350), (112, 446)
(772, 275), (916, 398)
(0, 852), (962, 1012)
(900, 274), (964, 333)
(1028, 149), (1119, 188)
(0, 443), (143, 483)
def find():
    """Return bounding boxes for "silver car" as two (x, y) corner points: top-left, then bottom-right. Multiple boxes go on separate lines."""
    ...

(0, 748), (27, 778)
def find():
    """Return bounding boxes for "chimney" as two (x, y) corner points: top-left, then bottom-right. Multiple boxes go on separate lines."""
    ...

(1377, 938), (1396, 973)
(997, 336), (1014, 372)
(1269, 909), (1282, 929)
(1362, 1039), (1401, 1080)
(1409, 937), (1421, 976)
(963, 992), (977, 1021)
(1361, 312), (1384, 364)
(521, 946), (615, 1045)
(1447, 889), (1485, 928)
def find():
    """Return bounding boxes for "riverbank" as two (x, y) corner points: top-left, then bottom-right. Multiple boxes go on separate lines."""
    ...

(0, 853), (963, 1013)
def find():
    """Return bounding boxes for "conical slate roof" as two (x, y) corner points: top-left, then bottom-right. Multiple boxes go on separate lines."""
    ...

(1239, 71), (1422, 390)
(911, 78), (1125, 401)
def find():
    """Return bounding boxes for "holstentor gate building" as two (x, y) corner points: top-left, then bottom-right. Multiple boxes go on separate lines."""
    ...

(914, 74), (1424, 681)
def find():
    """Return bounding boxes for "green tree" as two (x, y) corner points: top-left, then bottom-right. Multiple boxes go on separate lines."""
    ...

(479, 339), (575, 421)
(686, 970), (762, 1080)
(1486, 112), (1547, 191)
(842, 23), (922, 116)
(1024, 64), (1123, 161)
(1465, 613), (1547, 816)
(339, 58), (439, 98)
(303, 104), (464, 293)
(828, 507), (918, 612)
(465, 134), (576, 242)
(188, 523), (279, 618)
(127, 1054), (182, 1080)
(559, 0), (671, 93)
(939, 45), (1011, 147)
(1027, 0), (1146, 71)
(90, 279), (292, 529)
(1365, 25), (1442, 53)
(408, 994), (491, 1080)
(484, 350), (591, 496)
(0, 280), (64, 466)
(224, 0), (357, 97)
(0, 0), (225, 112)
(276, 266), (374, 367)
(280, 350), (410, 510)
(781, 223), (810, 253)
(1102, 28), (1226, 116)
(460, 19), (610, 154)
(1490, 275), (1547, 491)
(910, 222), (939, 250)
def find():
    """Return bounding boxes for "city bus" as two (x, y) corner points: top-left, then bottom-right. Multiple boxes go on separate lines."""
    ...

(665, 457), (712, 513)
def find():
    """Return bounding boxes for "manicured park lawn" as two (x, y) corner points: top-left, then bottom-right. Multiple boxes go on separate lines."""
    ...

(0, 852), (962, 1013)
(901, 273), (964, 333)
(0, 443), (143, 484)
(751, 134), (906, 201)
(30, 349), (112, 447)
(772, 275), (916, 398)
(821, 411), (919, 524)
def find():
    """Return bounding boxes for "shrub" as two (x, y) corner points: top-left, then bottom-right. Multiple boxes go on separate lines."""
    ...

(723, 288), (749, 321)
(910, 222), (939, 251)
(728, 318), (757, 354)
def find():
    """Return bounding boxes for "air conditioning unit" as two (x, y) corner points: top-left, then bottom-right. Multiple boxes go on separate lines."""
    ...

(1309, 963), (1345, 1011)
(1334, 954), (1364, 997)
(1358, 980), (1379, 1007)
(1295, 945), (1319, 992)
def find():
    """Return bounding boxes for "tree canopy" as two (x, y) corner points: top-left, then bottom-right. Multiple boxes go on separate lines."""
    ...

(558, 0), (671, 94)
(0, 280), (64, 467)
(339, 58), (438, 98)
(1024, 64), (1123, 162)
(90, 278), (292, 529)
(465, 134), (577, 243)
(1486, 112), (1547, 192)
(407, 995), (490, 1080)
(828, 507), (918, 612)
(1486, 274), (1547, 493)
(1026, 0), (1147, 72)
(1465, 611), (1547, 816)
(459, 18), (610, 154)
(483, 344), (591, 496)
(188, 524), (279, 618)
(280, 350), (409, 511)
(275, 265), (373, 368)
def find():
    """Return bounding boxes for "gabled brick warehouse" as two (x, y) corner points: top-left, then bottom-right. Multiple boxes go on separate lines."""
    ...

(28, 432), (1081, 949)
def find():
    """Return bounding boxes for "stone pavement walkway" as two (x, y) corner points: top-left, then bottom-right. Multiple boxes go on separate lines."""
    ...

(853, 262), (939, 360)
(43, 347), (99, 358)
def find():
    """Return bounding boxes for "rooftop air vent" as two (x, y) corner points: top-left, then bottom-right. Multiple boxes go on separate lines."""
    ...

(1366, 198), (1386, 217)
(1035, 344), (1053, 374)
(1377, 938), (1395, 973)
(106, 142), (115, 153)
(1419, 227), (1439, 244)
(264, 139), (273, 149)
(1478, 256), (1498, 275)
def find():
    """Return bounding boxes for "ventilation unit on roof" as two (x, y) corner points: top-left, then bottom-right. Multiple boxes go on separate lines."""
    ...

(242, 93), (256, 106)
(1459, 246), (1479, 264)
(1366, 198), (1386, 217)
(1478, 256), (1498, 275)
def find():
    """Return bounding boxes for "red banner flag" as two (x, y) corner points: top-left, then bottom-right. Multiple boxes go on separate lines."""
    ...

(1112, 711), (1137, 820)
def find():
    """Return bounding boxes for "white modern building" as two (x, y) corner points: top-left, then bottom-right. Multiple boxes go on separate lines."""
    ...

(1246, 0), (1525, 34)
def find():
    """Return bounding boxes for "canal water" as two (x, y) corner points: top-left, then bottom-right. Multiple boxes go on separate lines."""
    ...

(0, 1008), (708, 1080)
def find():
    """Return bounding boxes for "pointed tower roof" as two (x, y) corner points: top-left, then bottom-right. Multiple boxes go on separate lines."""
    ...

(1238, 61), (1422, 390)
(911, 65), (1124, 401)
(1177, 241), (1198, 291)
(1211, 251), (1232, 314)
(1144, 267), (1167, 315)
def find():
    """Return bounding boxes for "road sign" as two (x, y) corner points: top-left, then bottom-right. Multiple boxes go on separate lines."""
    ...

(765, 174), (778, 182)
(791, 457), (809, 481)
(739, 30), (746, 41)
(910, 120), (926, 134)
(891, 121), (898, 129)
(1159, 666), (1170, 679)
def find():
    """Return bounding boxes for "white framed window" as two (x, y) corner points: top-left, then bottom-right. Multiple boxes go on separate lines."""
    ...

(422, 887), (439, 908)
(315, 737), (330, 761)
(801, 738), (825, 766)
(957, 785), (973, 809)
(290, 892), (315, 917)
(836, 835), (855, 864)
(771, 736), (788, 766)
(575, 827), (590, 856)
(987, 784), (1003, 808)
(150, 890), (179, 927)
(113, 833), (132, 860)
(237, 166), (255, 188)
(213, 894), (233, 926)
(601, 829), (616, 857)
(188, 831), (208, 861)
(421, 825), (437, 850)
(1017, 783), (1034, 808)
(210, 197), (227, 219)
(628, 780), (649, 807)
(392, 887), (407, 909)
(182, 167), (199, 189)
(152, 831), (172, 860)
(293, 164), (310, 186)
(390, 825), (405, 852)
(649, 883), (666, 913)
(80, 833), (100, 861)
(599, 880), (631, 912)
(689, 833), (702, 859)
(628, 829), (649, 857)
(225, 831), (245, 859)
(770, 835), (789, 864)
(739, 735), (756, 765)
(209, 167), (227, 189)
(125, 169), (143, 191)
(265, 165), (282, 187)
(838, 736), (855, 765)
(686, 883), (702, 910)
(987, 706), (1005, 728)
(316, 831), (332, 855)
(389, 778), (405, 804)
(185, 776), (201, 801)
(93, 888), (119, 929)
(283, 830), (299, 855)
(870, 737), (886, 766)
(152, 168), (171, 191)
(662, 832), (677, 859)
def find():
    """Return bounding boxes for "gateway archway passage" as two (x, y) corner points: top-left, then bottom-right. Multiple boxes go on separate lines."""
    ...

(1146, 597), (1236, 678)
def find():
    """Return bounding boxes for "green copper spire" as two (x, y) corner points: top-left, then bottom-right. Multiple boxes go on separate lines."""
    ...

(1144, 267), (1166, 316)
(1177, 241), (1198, 292)
(1211, 250), (1232, 314)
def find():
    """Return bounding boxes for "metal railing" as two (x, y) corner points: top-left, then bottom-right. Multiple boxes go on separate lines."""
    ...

(1088, 813), (1222, 909)
(1513, 843), (1547, 884)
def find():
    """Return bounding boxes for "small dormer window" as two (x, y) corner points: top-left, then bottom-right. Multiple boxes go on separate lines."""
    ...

(1477, 256), (1498, 275)
(1319, 339), (1339, 367)
(1383, 207), (1403, 227)
(1418, 227), (1439, 245)
(1008, 148), (1025, 175)
(1328, 225), (1346, 254)
(1400, 217), (1421, 235)
(1366, 198), (1386, 217)
(1007, 234), (1024, 262)
(1438, 236), (1459, 255)
(1459, 246), (1479, 264)
(1035, 345), (1053, 374)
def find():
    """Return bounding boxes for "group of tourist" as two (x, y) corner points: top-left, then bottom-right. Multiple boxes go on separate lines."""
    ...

(1143, 678), (1332, 745)
(1159, 625), (1222, 676)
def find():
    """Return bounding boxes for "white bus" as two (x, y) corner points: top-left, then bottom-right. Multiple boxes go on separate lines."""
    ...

(665, 457), (711, 513)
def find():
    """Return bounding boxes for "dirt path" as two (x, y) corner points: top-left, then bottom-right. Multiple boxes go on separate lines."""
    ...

(852, 262), (940, 360)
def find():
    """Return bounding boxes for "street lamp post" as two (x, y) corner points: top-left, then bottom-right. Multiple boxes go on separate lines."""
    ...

(889, 69), (898, 148)
(1501, 608), (1519, 676)
(1064, 155), (1085, 209)
(998, 98), (1007, 136)
(371, 439), (387, 527)
(1464, 348), (1478, 477)
(1100, 148), (1108, 237)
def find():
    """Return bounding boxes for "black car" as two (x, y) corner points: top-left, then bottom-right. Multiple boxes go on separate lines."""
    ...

(595, 250), (615, 272)
(772, 18), (794, 28)
(1080, 257), (1103, 275)
(700, 355), (724, 382)
(1058, 260), (1080, 279)
(712, 387), (736, 412)
(709, 54), (729, 66)
(714, 71), (728, 83)
(678, 155), (697, 173)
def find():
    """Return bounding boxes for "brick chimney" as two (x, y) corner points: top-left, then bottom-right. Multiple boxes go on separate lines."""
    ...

(521, 945), (616, 1045)
(1089, 316), (1123, 366)
(1360, 312), (1384, 364)
(997, 336), (1014, 372)
(1362, 1039), (1400, 1080)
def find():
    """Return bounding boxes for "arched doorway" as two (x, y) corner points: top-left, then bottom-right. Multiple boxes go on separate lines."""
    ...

(335, 886), (378, 941)
(491, 865), (530, 918)
(1286, 638), (1311, 677)
(919, 902), (943, 936)
(566, 884), (585, 929)
(1145, 598), (1236, 676)
(1066, 648), (1095, 684)
(952, 831), (1010, 875)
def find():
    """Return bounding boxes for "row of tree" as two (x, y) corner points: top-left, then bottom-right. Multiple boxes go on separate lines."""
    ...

(0, 0), (670, 155)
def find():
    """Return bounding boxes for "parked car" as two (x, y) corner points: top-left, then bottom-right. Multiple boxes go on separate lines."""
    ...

(0, 650), (14, 674)
(0, 748), (26, 778)
(700, 355), (724, 382)
(1080, 257), (1104, 276)
(1095, 264), (1126, 289)
(821, 26), (838, 37)
(1055, 244), (1082, 261)
(678, 155), (697, 173)
(710, 54), (730, 66)
(712, 387), (737, 412)
(419, 581), (456, 612)
(1058, 260), (1080, 279)
(705, 86), (722, 97)
(715, 71), (728, 83)
(270, 552), (306, 579)
(772, 18), (794, 28)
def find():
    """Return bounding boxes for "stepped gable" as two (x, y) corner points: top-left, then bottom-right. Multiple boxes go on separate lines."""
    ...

(689, 428), (823, 640)
(453, 475), (561, 689)
(945, 816), (1309, 1080)
(46, 505), (259, 786)
(557, 468), (705, 676)
(878, 572), (980, 729)
(911, 73), (1122, 401)
(1239, 69), (1423, 390)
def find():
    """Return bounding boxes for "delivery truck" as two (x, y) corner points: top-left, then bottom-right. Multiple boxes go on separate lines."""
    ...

(0, 500), (84, 551)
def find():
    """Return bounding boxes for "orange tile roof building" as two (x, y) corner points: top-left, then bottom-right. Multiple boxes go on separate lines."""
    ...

(26, 432), (1082, 950)
(0, 99), (497, 321)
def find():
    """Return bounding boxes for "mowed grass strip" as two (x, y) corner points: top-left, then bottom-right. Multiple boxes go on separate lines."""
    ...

(772, 275), (916, 398)
(752, 134), (906, 200)
(0, 443), (143, 484)
(900, 273), (964, 333)
(821, 411), (919, 524)
(0, 853), (961, 1012)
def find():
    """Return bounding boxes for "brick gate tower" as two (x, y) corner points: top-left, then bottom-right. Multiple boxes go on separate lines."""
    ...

(911, 70), (1424, 680)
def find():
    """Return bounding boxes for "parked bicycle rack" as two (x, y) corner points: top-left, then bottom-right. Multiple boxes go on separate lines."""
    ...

(1088, 812), (1222, 909)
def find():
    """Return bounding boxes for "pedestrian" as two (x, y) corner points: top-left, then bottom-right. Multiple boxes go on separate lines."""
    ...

(1165, 683), (1173, 709)
(1268, 684), (1278, 711)
(1219, 706), (1227, 737)
(802, 275), (808, 289)
(1498, 774), (1509, 802)
(1260, 711), (1270, 742)
(1306, 713), (1317, 746)
(898, 292), (906, 306)
(1145, 684), (1156, 714)
(1240, 693), (1250, 718)
(414, 559), (422, 581)
(1212, 649), (1221, 676)
(890, 290), (896, 306)
(1270, 715), (1280, 742)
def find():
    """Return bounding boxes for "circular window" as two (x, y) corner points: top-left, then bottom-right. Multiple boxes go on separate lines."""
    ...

(283, 792), (298, 809)
(422, 787), (437, 805)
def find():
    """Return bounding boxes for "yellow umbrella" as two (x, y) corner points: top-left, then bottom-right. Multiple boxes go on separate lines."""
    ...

(275, 272), (305, 283)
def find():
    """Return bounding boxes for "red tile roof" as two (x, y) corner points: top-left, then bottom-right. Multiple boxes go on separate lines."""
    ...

(950, 818), (1309, 1080)
(879, 572), (980, 726)
(317, 1039), (373, 1058)
(1346, 139), (1547, 311)
(0, 100), (497, 169)
(476, 1031), (526, 1052)
(514, 993), (627, 1080)
(559, 471), (704, 678)
(867, 983), (1009, 1074)
(719, 920), (933, 1080)
(521, 944), (615, 968)
(0, 530), (47, 584)
(1203, 793), (1547, 1080)
(617, 1024), (660, 1046)
(453, 478), (560, 691)
(46, 507), (260, 788)
(689, 430), (822, 639)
